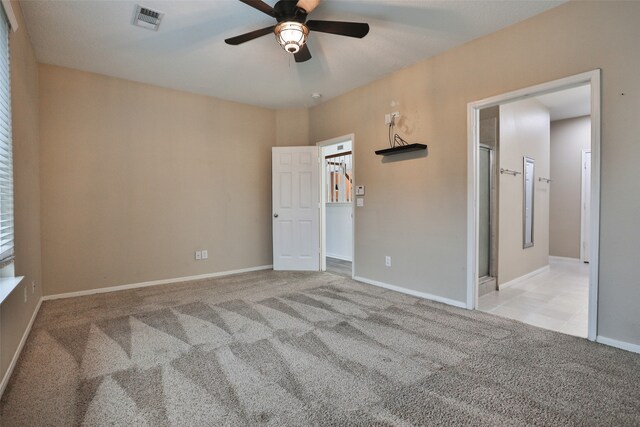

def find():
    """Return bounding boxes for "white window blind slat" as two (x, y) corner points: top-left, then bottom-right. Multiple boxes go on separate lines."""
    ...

(0, 120), (9, 136)
(0, 103), (9, 123)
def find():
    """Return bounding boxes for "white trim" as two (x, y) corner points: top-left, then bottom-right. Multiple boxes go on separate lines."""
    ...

(0, 275), (24, 304)
(0, 297), (41, 398)
(596, 336), (640, 354)
(317, 134), (356, 279)
(549, 255), (581, 263)
(354, 275), (467, 309)
(466, 101), (479, 310)
(497, 265), (550, 290)
(326, 253), (352, 262)
(42, 265), (273, 301)
(467, 70), (601, 342)
(587, 71), (601, 342)
(1, 0), (18, 32)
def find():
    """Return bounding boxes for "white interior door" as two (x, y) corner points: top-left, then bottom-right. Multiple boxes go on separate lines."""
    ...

(581, 150), (592, 263)
(272, 147), (320, 271)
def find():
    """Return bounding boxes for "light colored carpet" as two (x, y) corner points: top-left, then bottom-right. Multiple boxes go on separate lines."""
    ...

(1, 270), (639, 426)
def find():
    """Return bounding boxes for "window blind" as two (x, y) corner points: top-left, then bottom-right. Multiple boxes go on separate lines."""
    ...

(0, 6), (13, 263)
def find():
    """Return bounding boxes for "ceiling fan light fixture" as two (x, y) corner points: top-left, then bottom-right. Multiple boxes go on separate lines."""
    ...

(275, 21), (309, 54)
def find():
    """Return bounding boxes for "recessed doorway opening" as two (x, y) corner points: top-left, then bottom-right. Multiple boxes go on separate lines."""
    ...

(467, 71), (601, 341)
(318, 134), (355, 279)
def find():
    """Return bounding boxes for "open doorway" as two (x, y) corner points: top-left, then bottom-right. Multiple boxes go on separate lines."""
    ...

(318, 135), (355, 279)
(467, 71), (601, 341)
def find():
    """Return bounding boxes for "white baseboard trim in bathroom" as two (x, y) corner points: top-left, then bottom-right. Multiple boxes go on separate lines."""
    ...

(42, 265), (273, 301)
(596, 336), (640, 354)
(326, 253), (353, 262)
(498, 265), (550, 291)
(549, 256), (581, 263)
(0, 297), (42, 398)
(354, 276), (467, 309)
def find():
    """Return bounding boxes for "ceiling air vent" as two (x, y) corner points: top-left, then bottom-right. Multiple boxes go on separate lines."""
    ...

(133, 5), (164, 31)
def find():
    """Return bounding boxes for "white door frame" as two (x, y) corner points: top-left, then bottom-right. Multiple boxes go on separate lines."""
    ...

(317, 134), (356, 278)
(580, 149), (592, 263)
(466, 70), (601, 341)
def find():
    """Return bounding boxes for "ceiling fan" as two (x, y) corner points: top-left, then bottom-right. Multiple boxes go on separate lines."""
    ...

(224, 0), (370, 63)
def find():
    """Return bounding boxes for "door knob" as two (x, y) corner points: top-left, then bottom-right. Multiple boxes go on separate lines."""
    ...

(273, 213), (279, 218)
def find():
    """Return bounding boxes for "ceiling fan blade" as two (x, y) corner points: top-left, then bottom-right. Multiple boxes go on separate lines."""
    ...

(225, 26), (275, 45)
(238, 0), (276, 18)
(294, 44), (312, 63)
(297, 0), (320, 14)
(306, 20), (369, 38)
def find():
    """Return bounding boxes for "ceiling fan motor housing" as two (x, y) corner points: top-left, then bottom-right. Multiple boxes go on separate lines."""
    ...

(273, 0), (308, 23)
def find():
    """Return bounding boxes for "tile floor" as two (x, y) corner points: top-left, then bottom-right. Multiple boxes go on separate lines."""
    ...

(478, 258), (589, 338)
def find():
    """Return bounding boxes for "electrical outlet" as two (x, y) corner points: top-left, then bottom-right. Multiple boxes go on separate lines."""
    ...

(385, 112), (401, 125)
(385, 256), (391, 267)
(23, 286), (27, 303)
(32, 280), (36, 294)
(202, 250), (208, 259)
(195, 251), (202, 260)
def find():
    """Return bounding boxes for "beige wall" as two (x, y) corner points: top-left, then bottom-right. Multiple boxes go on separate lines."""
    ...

(275, 108), (309, 146)
(498, 99), (550, 285)
(550, 116), (591, 259)
(39, 65), (275, 296)
(309, 2), (640, 345)
(1, 1), (42, 384)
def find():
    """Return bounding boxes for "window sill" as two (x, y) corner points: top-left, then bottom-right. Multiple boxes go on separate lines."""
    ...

(0, 276), (24, 304)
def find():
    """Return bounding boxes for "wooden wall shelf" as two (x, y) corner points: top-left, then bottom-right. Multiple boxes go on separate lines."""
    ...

(375, 143), (427, 156)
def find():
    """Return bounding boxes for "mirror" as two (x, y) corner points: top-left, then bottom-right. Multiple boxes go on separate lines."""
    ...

(523, 156), (535, 248)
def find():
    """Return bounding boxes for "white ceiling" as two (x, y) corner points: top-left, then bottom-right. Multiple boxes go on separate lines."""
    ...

(535, 84), (590, 121)
(21, 0), (563, 109)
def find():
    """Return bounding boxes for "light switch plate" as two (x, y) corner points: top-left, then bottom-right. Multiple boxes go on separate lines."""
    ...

(356, 198), (364, 207)
(355, 185), (365, 196)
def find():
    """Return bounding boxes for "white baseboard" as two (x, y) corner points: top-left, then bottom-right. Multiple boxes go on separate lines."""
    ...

(596, 336), (640, 354)
(498, 265), (550, 290)
(43, 265), (273, 301)
(353, 276), (467, 309)
(0, 297), (42, 398)
(326, 253), (353, 262)
(549, 256), (581, 263)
